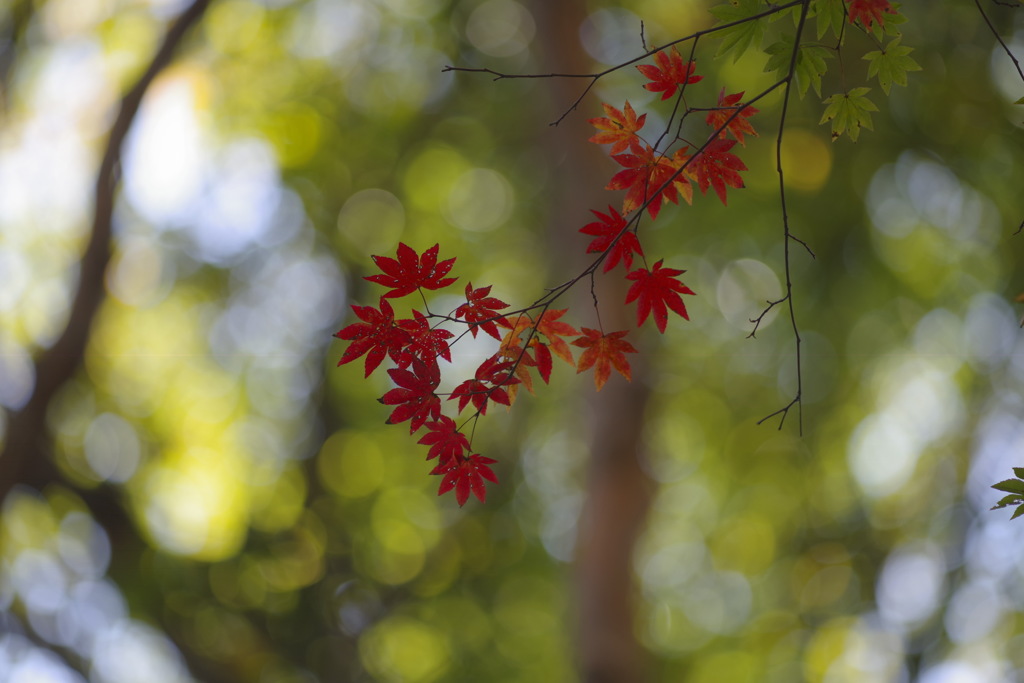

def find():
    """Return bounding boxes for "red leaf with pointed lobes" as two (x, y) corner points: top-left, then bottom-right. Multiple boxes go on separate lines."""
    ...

(637, 45), (702, 100)
(693, 138), (747, 206)
(530, 339), (553, 384)
(449, 354), (519, 415)
(432, 453), (498, 506)
(379, 358), (441, 433)
(607, 141), (682, 219)
(705, 89), (759, 145)
(588, 101), (647, 155)
(580, 205), (644, 273)
(417, 416), (471, 462)
(335, 297), (410, 377)
(572, 328), (638, 391)
(625, 261), (697, 333)
(455, 282), (509, 340)
(396, 310), (454, 367)
(364, 243), (457, 298)
(848, 0), (896, 29)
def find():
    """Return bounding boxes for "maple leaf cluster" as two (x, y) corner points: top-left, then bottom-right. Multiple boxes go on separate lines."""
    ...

(579, 45), (757, 331)
(588, 45), (756, 219)
(334, 45), (766, 506)
(336, 244), (643, 506)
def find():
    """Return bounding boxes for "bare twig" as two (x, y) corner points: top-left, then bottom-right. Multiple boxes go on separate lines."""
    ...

(759, 0), (814, 434)
(748, 296), (788, 339)
(974, 0), (1024, 82)
(974, 0), (1024, 233)
(443, 0), (802, 126)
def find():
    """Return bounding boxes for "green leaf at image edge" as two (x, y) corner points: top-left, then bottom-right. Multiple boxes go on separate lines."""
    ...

(991, 493), (1024, 509)
(991, 478), (1024, 495)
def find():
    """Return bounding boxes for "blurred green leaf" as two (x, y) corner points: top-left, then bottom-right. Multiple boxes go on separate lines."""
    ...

(991, 493), (1024, 509)
(708, 0), (770, 62)
(991, 478), (1024, 495)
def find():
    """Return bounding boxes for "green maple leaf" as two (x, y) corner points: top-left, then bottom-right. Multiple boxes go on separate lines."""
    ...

(863, 37), (922, 95)
(708, 0), (769, 62)
(764, 36), (833, 98)
(820, 87), (879, 141)
(813, 0), (847, 40)
(991, 469), (1024, 520)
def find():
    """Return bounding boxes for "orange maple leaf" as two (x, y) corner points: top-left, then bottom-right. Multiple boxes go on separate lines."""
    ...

(534, 309), (579, 365)
(496, 313), (537, 403)
(637, 45), (703, 100)
(666, 147), (695, 206)
(497, 312), (571, 402)
(588, 101), (647, 155)
(705, 89), (759, 146)
(572, 328), (637, 391)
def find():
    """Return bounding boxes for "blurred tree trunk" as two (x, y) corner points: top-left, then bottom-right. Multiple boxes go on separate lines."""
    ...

(532, 3), (655, 682)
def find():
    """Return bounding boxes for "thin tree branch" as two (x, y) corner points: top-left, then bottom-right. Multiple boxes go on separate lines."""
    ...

(973, 0), (1024, 234)
(975, 0), (1024, 83)
(760, 0), (813, 434)
(443, 0), (802, 126)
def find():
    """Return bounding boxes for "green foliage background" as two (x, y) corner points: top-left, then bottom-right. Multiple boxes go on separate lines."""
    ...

(1, 0), (1024, 681)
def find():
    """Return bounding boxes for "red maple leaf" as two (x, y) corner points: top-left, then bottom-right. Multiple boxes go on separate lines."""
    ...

(379, 359), (441, 433)
(450, 354), (519, 415)
(364, 243), (457, 298)
(625, 260), (697, 333)
(530, 338), (553, 384)
(588, 101), (647, 155)
(432, 453), (498, 506)
(417, 415), (471, 463)
(454, 282), (509, 340)
(607, 141), (681, 219)
(396, 310), (454, 367)
(637, 45), (702, 100)
(335, 297), (409, 377)
(848, 0), (896, 29)
(693, 138), (747, 206)
(579, 205), (644, 273)
(572, 328), (638, 391)
(705, 89), (759, 145)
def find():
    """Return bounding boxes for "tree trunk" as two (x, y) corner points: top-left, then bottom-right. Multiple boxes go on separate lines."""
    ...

(532, 4), (655, 681)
